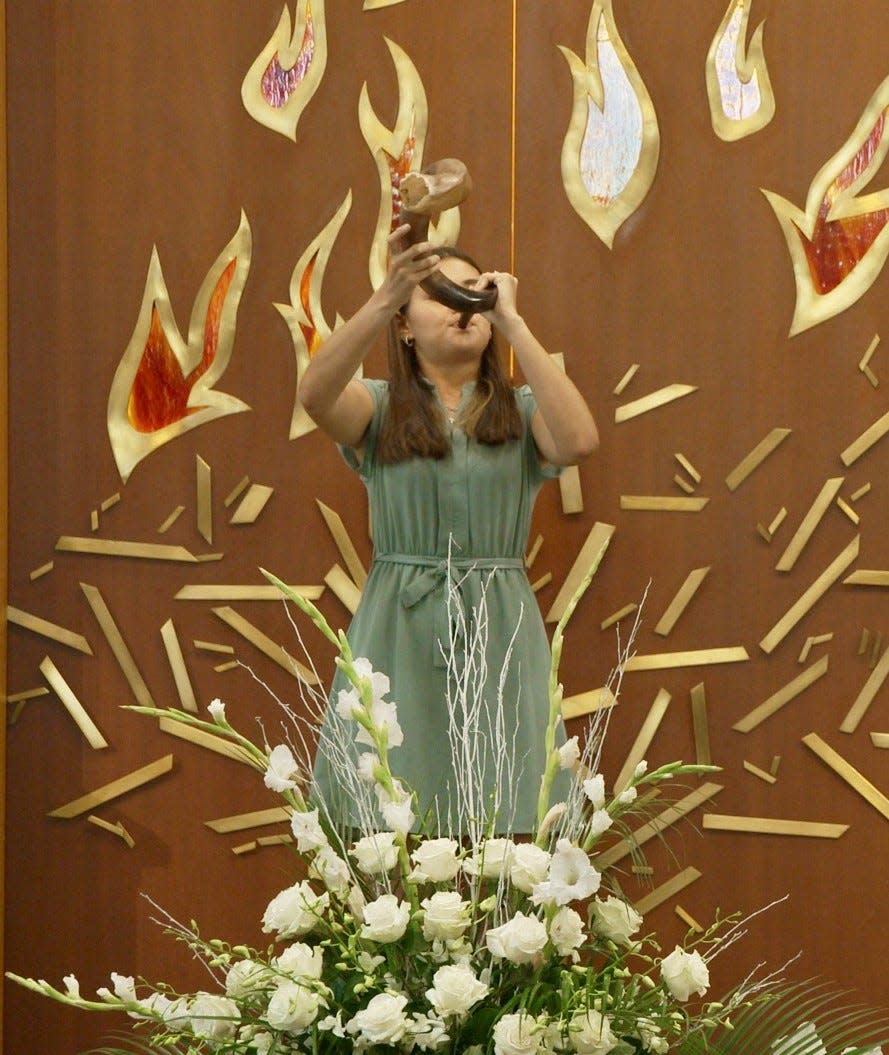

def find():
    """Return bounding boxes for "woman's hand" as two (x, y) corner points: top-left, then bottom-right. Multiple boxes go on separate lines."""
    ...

(381, 224), (440, 310)
(476, 270), (522, 333)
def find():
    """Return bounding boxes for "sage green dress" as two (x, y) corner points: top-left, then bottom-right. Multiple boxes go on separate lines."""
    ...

(312, 378), (563, 834)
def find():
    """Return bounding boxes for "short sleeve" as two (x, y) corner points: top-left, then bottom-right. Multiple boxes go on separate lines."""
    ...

(337, 378), (389, 478)
(514, 384), (563, 483)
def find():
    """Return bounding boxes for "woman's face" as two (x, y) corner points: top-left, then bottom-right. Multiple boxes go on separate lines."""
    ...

(401, 256), (492, 369)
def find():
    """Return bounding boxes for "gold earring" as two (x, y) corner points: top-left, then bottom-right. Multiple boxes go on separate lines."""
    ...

(403, 334), (415, 348)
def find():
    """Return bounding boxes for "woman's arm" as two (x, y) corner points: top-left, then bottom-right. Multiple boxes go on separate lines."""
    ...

(478, 272), (599, 466)
(299, 227), (440, 447)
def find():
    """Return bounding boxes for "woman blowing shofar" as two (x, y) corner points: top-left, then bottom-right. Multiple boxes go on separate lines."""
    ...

(299, 225), (598, 834)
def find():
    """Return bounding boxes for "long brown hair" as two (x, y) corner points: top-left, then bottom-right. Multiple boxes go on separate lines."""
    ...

(377, 246), (522, 464)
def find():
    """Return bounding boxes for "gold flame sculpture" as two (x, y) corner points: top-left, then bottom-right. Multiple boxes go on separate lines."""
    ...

(359, 37), (461, 291)
(559, 0), (659, 249)
(275, 191), (354, 440)
(241, 1), (328, 141)
(107, 213), (252, 483)
(763, 76), (889, 336)
(706, 0), (775, 142)
(363, 0), (408, 8)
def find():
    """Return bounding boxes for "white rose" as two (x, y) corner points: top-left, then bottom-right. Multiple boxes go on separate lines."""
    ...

(569, 1010), (618, 1055)
(531, 839), (601, 906)
(290, 808), (327, 851)
(509, 843), (551, 893)
(426, 963), (489, 1018)
(265, 981), (324, 1031)
(274, 942), (324, 980)
(421, 891), (472, 941)
(311, 845), (351, 893)
(582, 774), (606, 809)
(549, 906), (585, 957)
(189, 992), (240, 1041)
(464, 838), (515, 879)
(225, 959), (268, 997)
(558, 735), (581, 770)
(262, 881), (329, 938)
(493, 1012), (543, 1055)
(486, 911), (548, 965)
(351, 831), (400, 875)
(346, 992), (410, 1045)
(264, 743), (300, 793)
(591, 896), (642, 945)
(361, 893), (411, 943)
(660, 946), (710, 1001)
(411, 837), (461, 882)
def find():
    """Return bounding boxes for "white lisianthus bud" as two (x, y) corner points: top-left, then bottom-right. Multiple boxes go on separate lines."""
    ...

(264, 744), (300, 793)
(410, 837), (461, 882)
(660, 946), (710, 1001)
(558, 735), (581, 770)
(591, 895), (643, 945)
(582, 774), (606, 809)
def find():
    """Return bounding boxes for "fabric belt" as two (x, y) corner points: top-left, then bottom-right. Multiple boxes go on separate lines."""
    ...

(372, 553), (526, 668)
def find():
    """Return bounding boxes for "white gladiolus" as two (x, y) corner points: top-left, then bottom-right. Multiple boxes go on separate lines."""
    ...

(264, 744), (300, 793)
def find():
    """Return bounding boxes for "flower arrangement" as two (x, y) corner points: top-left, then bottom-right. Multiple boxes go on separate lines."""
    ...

(7, 561), (888, 1055)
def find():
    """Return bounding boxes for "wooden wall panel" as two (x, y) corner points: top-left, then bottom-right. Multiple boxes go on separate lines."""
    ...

(4, 2), (889, 1051)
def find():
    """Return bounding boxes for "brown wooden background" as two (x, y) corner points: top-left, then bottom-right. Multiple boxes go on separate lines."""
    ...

(4, 2), (889, 1051)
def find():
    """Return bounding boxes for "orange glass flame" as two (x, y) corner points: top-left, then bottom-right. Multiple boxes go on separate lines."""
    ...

(128, 259), (236, 432)
(797, 110), (889, 295)
(298, 253), (322, 357)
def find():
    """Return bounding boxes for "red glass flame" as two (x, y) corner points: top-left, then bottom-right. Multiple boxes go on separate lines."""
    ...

(796, 109), (889, 295)
(385, 131), (417, 231)
(127, 258), (237, 433)
(261, 5), (315, 109)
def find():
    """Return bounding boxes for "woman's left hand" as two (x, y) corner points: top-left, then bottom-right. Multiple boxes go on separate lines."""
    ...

(475, 271), (521, 329)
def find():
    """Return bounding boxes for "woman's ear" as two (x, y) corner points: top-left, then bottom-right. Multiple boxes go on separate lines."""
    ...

(396, 315), (414, 347)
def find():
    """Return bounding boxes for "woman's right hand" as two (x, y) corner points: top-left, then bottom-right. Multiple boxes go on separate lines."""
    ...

(381, 224), (440, 309)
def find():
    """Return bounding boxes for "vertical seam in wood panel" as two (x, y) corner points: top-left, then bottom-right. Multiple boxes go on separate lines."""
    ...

(1, 0), (9, 1037)
(509, 0), (517, 377)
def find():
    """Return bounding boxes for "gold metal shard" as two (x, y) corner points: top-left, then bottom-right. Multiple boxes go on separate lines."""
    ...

(836, 496), (860, 524)
(525, 534), (544, 569)
(845, 570), (889, 587)
(724, 427), (791, 492)
(760, 535), (859, 654)
(56, 536), (198, 562)
(612, 687), (670, 793)
(675, 452), (702, 483)
(230, 484), (274, 525)
(275, 191), (353, 439)
(48, 755), (173, 818)
(225, 475), (251, 507)
(107, 213), (252, 482)
(29, 561), (54, 581)
(80, 583), (156, 709)
(551, 352), (584, 514)
(776, 477), (844, 571)
(613, 363), (639, 396)
(215, 661), (239, 673)
(743, 760), (777, 784)
(615, 384), (697, 423)
(625, 647), (748, 672)
(196, 455), (212, 545)
(691, 682), (711, 765)
(6, 686), (50, 704)
(842, 408), (889, 466)
(706, 0), (775, 142)
(734, 653), (830, 732)
(324, 564), (362, 615)
(233, 841), (257, 855)
(654, 567), (710, 636)
(157, 506), (185, 533)
(559, 0), (660, 248)
(620, 496), (709, 512)
(840, 645), (889, 734)
(851, 482), (872, 501)
(194, 640), (235, 654)
(205, 806), (292, 834)
(87, 815), (136, 848)
(871, 733), (889, 748)
(7, 606), (93, 654)
(317, 499), (367, 588)
(798, 632), (833, 664)
(158, 716), (254, 766)
(675, 906), (704, 933)
(241, 1), (328, 141)
(634, 867), (701, 915)
(600, 602), (638, 631)
(561, 686), (617, 720)
(803, 732), (889, 822)
(545, 521), (616, 623)
(212, 606), (319, 684)
(531, 572), (553, 593)
(40, 656), (108, 750)
(703, 814), (847, 838)
(674, 475), (696, 495)
(596, 783), (723, 867)
(160, 619), (198, 713)
(177, 584), (323, 602)
(860, 334), (881, 386)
